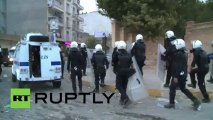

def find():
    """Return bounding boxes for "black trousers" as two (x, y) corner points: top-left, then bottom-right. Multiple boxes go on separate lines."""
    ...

(136, 59), (144, 76)
(165, 65), (172, 85)
(82, 60), (87, 74)
(190, 68), (209, 99)
(70, 69), (82, 93)
(170, 76), (196, 104)
(94, 69), (106, 90)
(165, 59), (172, 85)
(116, 73), (129, 101)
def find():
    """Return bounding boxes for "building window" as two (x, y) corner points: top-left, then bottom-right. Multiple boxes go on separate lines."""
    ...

(66, 3), (70, 12)
(73, 7), (76, 14)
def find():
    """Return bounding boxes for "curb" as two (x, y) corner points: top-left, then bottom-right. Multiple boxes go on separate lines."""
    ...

(83, 80), (213, 99)
(82, 80), (162, 97)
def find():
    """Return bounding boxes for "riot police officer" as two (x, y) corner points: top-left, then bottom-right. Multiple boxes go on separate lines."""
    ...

(80, 43), (88, 76)
(208, 41), (213, 83)
(91, 44), (109, 93)
(59, 45), (65, 79)
(111, 41), (119, 74)
(112, 40), (133, 107)
(164, 39), (201, 111)
(188, 40), (211, 103)
(163, 30), (177, 88)
(67, 41), (83, 93)
(131, 34), (146, 76)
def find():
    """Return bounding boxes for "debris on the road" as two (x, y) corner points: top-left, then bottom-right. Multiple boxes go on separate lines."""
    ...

(4, 104), (10, 108)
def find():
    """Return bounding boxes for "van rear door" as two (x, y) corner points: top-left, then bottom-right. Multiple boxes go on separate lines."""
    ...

(40, 45), (52, 80)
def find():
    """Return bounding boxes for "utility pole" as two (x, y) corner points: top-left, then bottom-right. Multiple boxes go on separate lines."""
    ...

(50, 18), (59, 43)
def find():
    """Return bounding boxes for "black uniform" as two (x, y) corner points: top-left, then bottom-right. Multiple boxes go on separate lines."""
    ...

(80, 47), (88, 75)
(60, 50), (65, 79)
(0, 51), (3, 76)
(91, 51), (109, 91)
(111, 47), (118, 74)
(113, 49), (133, 105)
(169, 49), (199, 105)
(67, 48), (83, 93)
(164, 36), (176, 86)
(131, 40), (146, 75)
(189, 48), (210, 101)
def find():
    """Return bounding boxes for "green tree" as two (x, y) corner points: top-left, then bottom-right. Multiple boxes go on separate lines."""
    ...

(86, 37), (96, 49)
(97, 0), (178, 38)
(97, 0), (213, 38)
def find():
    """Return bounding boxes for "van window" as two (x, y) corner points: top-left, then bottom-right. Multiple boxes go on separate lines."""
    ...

(29, 36), (49, 42)
(9, 49), (15, 58)
(14, 45), (20, 58)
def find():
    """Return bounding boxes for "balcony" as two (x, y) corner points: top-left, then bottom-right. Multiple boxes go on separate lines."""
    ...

(48, 16), (64, 27)
(48, 0), (64, 13)
(73, 0), (84, 10)
(72, 14), (84, 22)
(77, 16), (84, 22)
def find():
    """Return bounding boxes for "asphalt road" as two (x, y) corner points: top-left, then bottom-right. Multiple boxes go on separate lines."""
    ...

(0, 66), (213, 120)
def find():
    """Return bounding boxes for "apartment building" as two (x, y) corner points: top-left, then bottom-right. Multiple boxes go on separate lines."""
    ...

(0, 0), (84, 48)
(0, 0), (6, 34)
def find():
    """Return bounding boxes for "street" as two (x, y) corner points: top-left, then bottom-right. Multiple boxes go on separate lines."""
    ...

(0, 65), (213, 120)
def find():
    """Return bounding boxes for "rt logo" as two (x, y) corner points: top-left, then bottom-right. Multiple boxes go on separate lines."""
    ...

(11, 88), (31, 108)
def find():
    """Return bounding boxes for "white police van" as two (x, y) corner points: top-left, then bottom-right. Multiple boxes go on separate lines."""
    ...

(12, 33), (62, 88)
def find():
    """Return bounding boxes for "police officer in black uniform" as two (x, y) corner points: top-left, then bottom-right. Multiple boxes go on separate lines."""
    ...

(112, 40), (133, 107)
(131, 34), (146, 76)
(67, 41), (83, 93)
(59, 45), (65, 79)
(188, 40), (211, 103)
(163, 30), (177, 88)
(164, 39), (201, 110)
(91, 44), (109, 92)
(80, 43), (88, 76)
(112, 41), (119, 74)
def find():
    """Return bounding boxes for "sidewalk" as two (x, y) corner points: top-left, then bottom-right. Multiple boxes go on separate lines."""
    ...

(82, 66), (213, 99)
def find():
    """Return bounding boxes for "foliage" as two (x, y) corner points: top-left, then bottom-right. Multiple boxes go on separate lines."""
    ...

(97, 0), (213, 38)
(86, 36), (96, 49)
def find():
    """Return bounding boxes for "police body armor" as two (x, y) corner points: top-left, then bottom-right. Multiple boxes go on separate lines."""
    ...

(94, 51), (106, 72)
(69, 48), (82, 72)
(197, 49), (210, 70)
(117, 51), (132, 74)
(134, 40), (146, 62)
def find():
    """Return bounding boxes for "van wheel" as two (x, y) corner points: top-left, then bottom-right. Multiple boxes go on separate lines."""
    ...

(18, 81), (24, 88)
(53, 81), (61, 88)
(12, 74), (17, 82)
